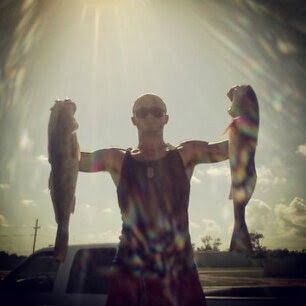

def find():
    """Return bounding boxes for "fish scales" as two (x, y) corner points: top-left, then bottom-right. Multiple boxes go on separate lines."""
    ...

(48, 99), (79, 262)
(227, 86), (259, 253)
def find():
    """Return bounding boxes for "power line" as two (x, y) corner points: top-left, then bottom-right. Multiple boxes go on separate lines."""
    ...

(32, 219), (41, 254)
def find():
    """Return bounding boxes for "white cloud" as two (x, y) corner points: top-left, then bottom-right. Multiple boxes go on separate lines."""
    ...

(42, 188), (49, 194)
(206, 166), (230, 177)
(0, 184), (11, 189)
(275, 197), (306, 237)
(0, 215), (9, 227)
(47, 224), (57, 231)
(98, 229), (120, 243)
(257, 166), (287, 185)
(20, 129), (33, 152)
(201, 218), (221, 234)
(189, 221), (200, 229)
(222, 201), (232, 222)
(0, 183), (10, 189)
(37, 154), (49, 164)
(21, 199), (36, 207)
(238, 197), (306, 250)
(296, 144), (306, 156)
(102, 208), (113, 213)
(246, 198), (273, 233)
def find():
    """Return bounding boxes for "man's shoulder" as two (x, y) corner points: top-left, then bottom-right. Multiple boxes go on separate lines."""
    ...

(104, 147), (127, 164)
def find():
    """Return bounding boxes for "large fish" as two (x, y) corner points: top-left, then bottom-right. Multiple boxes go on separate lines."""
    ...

(48, 99), (79, 262)
(226, 85), (259, 254)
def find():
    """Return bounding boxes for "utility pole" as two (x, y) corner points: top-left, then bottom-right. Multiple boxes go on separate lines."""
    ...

(32, 218), (41, 254)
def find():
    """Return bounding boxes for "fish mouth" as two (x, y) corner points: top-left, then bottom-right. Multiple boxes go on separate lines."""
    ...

(227, 88), (235, 102)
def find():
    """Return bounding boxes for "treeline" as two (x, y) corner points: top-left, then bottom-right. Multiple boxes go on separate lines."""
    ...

(194, 232), (306, 256)
(0, 251), (27, 270)
(193, 232), (306, 278)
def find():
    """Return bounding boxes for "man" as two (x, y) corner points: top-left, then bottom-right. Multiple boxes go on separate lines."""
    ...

(79, 93), (229, 306)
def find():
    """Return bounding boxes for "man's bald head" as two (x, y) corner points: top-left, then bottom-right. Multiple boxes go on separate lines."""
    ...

(132, 94), (167, 114)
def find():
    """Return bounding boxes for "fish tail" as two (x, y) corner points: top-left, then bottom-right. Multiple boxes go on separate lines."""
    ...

(54, 223), (69, 262)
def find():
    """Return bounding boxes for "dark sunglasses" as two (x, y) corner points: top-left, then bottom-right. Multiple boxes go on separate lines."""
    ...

(134, 107), (166, 118)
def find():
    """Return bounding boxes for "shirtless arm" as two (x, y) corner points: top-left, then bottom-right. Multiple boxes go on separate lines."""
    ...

(79, 148), (124, 173)
(179, 140), (229, 166)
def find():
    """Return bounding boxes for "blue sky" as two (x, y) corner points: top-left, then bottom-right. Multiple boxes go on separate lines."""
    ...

(0, 0), (305, 255)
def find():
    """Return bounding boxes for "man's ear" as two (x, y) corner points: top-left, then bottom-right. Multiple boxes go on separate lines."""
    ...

(164, 114), (169, 124)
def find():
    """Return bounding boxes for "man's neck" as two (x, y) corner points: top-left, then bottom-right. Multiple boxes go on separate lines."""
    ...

(137, 133), (167, 155)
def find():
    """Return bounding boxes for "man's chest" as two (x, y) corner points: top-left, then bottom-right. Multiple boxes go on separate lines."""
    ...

(110, 154), (195, 188)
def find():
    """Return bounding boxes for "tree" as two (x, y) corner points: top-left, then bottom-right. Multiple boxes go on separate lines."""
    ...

(249, 232), (264, 251)
(197, 235), (222, 252)
(212, 237), (222, 251)
(201, 235), (212, 251)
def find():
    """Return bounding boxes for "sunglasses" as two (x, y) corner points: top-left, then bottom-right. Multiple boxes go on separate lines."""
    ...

(134, 107), (166, 118)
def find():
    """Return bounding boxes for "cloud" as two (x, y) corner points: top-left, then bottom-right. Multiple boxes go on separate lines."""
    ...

(0, 183), (10, 189)
(20, 129), (33, 152)
(189, 221), (200, 229)
(201, 218), (221, 234)
(257, 166), (286, 185)
(42, 188), (49, 194)
(238, 197), (306, 250)
(206, 166), (230, 177)
(21, 199), (36, 207)
(47, 224), (57, 231)
(0, 215), (9, 227)
(102, 208), (113, 213)
(98, 229), (121, 242)
(296, 144), (306, 156)
(37, 155), (49, 164)
(246, 198), (273, 233)
(275, 197), (306, 237)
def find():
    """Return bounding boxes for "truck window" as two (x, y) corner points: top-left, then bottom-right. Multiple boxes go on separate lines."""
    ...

(4, 251), (59, 293)
(66, 247), (116, 294)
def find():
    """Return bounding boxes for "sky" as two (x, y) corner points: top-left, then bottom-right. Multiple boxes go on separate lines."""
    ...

(0, 0), (306, 256)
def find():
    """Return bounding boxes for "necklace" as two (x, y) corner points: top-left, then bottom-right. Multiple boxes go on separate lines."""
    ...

(136, 143), (172, 179)
(147, 166), (154, 179)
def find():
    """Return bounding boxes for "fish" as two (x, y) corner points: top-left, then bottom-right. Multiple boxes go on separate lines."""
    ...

(48, 99), (79, 262)
(226, 85), (259, 253)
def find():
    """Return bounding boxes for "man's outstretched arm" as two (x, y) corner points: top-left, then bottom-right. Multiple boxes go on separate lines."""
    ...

(79, 148), (123, 172)
(179, 140), (228, 165)
(206, 140), (229, 163)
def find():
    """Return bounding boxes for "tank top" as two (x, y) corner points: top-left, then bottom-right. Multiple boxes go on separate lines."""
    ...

(115, 147), (195, 278)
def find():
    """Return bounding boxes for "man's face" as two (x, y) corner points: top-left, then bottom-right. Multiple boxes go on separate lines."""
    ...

(131, 96), (168, 133)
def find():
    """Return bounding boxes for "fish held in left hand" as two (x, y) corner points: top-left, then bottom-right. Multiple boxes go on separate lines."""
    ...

(48, 99), (80, 262)
(226, 85), (259, 254)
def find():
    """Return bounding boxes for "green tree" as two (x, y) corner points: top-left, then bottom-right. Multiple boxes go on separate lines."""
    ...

(212, 237), (222, 251)
(201, 235), (212, 251)
(249, 232), (264, 251)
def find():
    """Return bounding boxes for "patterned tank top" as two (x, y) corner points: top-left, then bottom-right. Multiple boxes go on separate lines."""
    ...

(115, 147), (195, 277)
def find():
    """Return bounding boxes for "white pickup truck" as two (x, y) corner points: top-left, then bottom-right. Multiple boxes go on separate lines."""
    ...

(0, 243), (304, 306)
